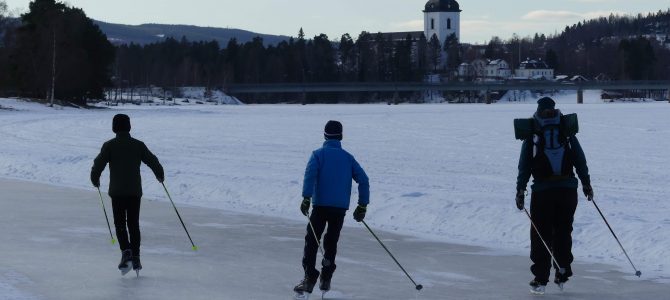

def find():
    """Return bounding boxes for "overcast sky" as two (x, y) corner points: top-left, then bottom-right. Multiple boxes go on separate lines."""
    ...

(4, 0), (668, 43)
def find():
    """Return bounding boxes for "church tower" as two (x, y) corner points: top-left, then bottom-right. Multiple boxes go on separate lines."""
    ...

(423, 0), (461, 44)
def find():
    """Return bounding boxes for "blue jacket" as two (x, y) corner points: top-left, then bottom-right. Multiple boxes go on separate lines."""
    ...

(302, 140), (370, 209)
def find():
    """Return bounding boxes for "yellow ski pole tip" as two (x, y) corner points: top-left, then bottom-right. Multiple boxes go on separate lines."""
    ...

(111, 239), (116, 245)
(192, 245), (199, 251)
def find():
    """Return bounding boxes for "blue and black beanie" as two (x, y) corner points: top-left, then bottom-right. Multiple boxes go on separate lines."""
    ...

(324, 120), (343, 140)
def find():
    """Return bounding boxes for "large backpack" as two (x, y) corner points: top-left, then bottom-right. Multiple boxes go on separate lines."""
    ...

(515, 112), (579, 180)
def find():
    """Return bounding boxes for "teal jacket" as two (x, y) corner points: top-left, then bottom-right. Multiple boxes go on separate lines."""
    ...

(516, 135), (590, 192)
(91, 133), (164, 197)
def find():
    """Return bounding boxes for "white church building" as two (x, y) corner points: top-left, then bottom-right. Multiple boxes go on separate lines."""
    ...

(423, 0), (461, 46)
(380, 0), (462, 68)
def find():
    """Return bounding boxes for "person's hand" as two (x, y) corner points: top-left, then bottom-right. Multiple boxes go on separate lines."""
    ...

(92, 179), (100, 188)
(353, 205), (367, 222)
(157, 176), (164, 183)
(515, 189), (525, 210)
(300, 197), (311, 216)
(583, 184), (594, 201)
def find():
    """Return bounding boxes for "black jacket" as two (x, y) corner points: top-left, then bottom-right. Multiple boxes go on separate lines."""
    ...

(91, 133), (164, 197)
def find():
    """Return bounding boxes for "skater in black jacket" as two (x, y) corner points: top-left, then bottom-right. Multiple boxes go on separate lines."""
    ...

(91, 114), (164, 274)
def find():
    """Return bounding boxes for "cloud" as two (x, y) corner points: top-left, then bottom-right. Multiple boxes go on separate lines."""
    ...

(390, 19), (423, 31)
(522, 10), (625, 21)
(569, 0), (611, 2)
(522, 10), (582, 21)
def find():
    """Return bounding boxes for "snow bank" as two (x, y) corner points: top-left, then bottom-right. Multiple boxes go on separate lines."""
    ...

(1, 97), (668, 280)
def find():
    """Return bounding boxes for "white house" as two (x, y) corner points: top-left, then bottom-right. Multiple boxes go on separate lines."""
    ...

(486, 59), (511, 79)
(458, 62), (474, 78)
(515, 59), (554, 80)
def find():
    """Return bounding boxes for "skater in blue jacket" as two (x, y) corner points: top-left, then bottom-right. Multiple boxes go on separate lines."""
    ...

(293, 120), (370, 297)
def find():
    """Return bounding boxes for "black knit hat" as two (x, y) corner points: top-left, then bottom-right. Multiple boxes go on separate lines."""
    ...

(324, 120), (343, 140)
(537, 97), (556, 112)
(112, 114), (131, 133)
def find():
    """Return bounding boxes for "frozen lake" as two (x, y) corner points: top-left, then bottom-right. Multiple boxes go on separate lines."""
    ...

(0, 178), (667, 299)
(1, 97), (669, 287)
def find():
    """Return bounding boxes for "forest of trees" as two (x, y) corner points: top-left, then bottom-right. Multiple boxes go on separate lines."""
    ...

(0, 0), (669, 104)
(472, 11), (670, 81)
(0, 0), (114, 105)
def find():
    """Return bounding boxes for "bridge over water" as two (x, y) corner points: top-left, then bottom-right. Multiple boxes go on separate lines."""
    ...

(226, 80), (670, 103)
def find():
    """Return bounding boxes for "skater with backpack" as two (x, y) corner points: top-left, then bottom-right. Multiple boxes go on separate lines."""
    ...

(294, 120), (370, 299)
(90, 114), (164, 276)
(514, 97), (594, 294)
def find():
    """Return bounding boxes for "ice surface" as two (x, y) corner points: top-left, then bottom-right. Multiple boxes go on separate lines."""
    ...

(0, 179), (667, 299)
(0, 97), (669, 284)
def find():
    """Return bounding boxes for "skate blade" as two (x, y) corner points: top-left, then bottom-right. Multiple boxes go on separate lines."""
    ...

(135, 270), (140, 278)
(557, 282), (564, 291)
(293, 291), (310, 300)
(119, 263), (132, 276)
(529, 289), (545, 295)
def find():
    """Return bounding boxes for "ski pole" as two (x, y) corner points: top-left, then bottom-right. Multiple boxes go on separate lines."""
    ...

(590, 198), (641, 277)
(361, 220), (423, 291)
(523, 208), (565, 275)
(161, 182), (198, 251)
(305, 214), (328, 265)
(97, 187), (116, 245)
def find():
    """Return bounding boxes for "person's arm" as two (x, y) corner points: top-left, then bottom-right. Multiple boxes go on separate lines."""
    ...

(516, 139), (533, 191)
(141, 142), (164, 182)
(91, 142), (110, 187)
(352, 157), (370, 206)
(302, 152), (319, 199)
(569, 136), (591, 186)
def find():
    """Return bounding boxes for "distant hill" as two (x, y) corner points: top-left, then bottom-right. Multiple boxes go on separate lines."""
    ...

(93, 20), (291, 46)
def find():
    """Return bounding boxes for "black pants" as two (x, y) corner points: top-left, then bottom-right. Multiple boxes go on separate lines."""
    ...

(111, 196), (142, 256)
(530, 188), (578, 284)
(302, 206), (346, 280)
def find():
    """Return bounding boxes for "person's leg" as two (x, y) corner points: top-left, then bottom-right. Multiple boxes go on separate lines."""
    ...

(321, 210), (345, 280)
(302, 207), (327, 280)
(111, 197), (130, 252)
(529, 190), (555, 285)
(552, 188), (578, 280)
(126, 197), (142, 257)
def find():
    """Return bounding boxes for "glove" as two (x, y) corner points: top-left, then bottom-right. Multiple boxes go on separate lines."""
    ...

(92, 179), (100, 188)
(353, 205), (367, 222)
(157, 176), (164, 183)
(515, 189), (525, 210)
(300, 197), (311, 216)
(583, 184), (594, 201)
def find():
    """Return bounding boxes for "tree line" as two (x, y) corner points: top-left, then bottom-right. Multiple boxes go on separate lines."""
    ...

(0, 0), (669, 104)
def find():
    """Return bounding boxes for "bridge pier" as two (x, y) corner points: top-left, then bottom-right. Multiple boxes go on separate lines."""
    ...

(485, 90), (491, 104)
(577, 89), (584, 104)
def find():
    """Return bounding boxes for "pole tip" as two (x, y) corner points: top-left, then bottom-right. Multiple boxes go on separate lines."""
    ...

(416, 284), (423, 291)
(192, 245), (199, 251)
(635, 271), (642, 277)
(111, 239), (116, 245)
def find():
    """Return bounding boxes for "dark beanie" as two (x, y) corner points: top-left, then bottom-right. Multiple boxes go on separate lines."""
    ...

(112, 114), (131, 133)
(537, 97), (556, 112)
(324, 120), (343, 140)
